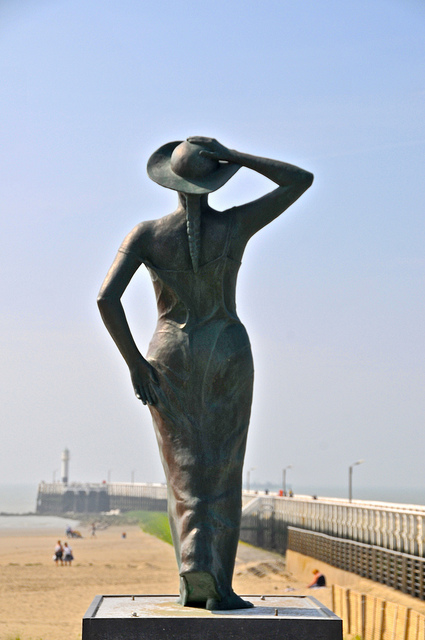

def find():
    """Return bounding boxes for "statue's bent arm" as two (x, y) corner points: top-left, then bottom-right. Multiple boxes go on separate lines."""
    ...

(187, 137), (313, 241)
(97, 237), (159, 405)
(229, 151), (313, 240)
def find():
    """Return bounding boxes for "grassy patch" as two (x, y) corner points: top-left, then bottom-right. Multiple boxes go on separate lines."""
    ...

(77, 509), (173, 545)
(126, 510), (173, 545)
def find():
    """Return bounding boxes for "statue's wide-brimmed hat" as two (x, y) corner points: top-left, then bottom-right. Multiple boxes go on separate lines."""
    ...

(147, 140), (240, 194)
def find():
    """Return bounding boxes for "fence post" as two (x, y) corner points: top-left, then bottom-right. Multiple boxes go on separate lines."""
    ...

(361, 593), (366, 640)
(391, 605), (399, 640)
(379, 600), (387, 640)
(371, 596), (377, 640)
(403, 608), (411, 640)
(346, 588), (351, 635)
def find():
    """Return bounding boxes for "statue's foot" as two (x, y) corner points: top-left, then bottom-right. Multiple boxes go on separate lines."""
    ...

(177, 572), (220, 606)
(177, 576), (189, 606)
(177, 572), (253, 611)
(206, 591), (254, 611)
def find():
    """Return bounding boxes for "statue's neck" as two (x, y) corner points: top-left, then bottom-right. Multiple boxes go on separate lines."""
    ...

(178, 193), (206, 273)
(178, 192), (208, 212)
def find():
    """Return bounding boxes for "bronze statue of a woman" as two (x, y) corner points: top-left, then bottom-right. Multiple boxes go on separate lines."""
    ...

(97, 136), (313, 610)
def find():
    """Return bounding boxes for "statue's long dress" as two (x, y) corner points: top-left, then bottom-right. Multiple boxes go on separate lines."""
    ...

(130, 221), (254, 602)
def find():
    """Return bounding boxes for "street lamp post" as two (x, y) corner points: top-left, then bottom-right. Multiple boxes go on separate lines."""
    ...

(282, 465), (292, 496)
(348, 459), (364, 502)
(247, 467), (256, 492)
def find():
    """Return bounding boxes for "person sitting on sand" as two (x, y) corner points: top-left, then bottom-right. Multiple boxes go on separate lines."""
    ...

(63, 542), (73, 566)
(54, 540), (63, 566)
(307, 569), (326, 588)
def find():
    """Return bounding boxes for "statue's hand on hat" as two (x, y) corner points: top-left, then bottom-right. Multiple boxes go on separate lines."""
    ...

(187, 137), (234, 164)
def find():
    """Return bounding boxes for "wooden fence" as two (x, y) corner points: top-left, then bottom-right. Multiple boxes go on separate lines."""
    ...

(332, 584), (425, 640)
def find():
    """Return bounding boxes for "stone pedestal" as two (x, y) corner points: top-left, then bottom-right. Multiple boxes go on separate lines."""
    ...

(82, 594), (342, 639)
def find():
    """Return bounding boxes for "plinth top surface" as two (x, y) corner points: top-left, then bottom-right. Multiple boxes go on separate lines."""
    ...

(90, 595), (335, 620)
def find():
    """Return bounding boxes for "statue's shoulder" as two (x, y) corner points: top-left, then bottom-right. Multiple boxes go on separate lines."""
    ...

(120, 214), (179, 261)
(119, 219), (157, 258)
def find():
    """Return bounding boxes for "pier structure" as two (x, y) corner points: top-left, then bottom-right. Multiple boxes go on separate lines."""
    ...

(37, 448), (168, 514)
(36, 481), (167, 514)
(240, 493), (425, 556)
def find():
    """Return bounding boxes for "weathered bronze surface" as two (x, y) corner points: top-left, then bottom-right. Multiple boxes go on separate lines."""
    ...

(97, 137), (313, 610)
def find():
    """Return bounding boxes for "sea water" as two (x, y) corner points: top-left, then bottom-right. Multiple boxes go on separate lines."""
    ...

(0, 514), (80, 531)
(0, 483), (79, 531)
(0, 483), (38, 514)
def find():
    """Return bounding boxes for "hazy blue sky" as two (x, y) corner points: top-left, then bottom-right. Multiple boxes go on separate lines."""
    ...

(1, 0), (424, 500)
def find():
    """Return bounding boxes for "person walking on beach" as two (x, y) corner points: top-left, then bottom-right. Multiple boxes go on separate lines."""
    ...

(63, 542), (74, 566)
(54, 540), (63, 566)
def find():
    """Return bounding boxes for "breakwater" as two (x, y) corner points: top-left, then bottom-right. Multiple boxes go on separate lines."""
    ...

(36, 481), (167, 514)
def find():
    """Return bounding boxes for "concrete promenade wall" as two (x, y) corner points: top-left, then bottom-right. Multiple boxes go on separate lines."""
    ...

(286, 548), (362, 588)
(287, 526), (425, 601)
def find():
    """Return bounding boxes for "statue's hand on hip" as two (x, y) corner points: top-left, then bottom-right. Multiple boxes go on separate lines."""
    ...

(130, 358), (160, 406)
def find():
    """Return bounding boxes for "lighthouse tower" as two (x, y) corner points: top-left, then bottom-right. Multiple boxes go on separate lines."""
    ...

(61, 448), (70, 485)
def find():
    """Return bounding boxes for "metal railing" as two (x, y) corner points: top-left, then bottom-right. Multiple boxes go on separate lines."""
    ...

(107, 482), (167, 512)
(240, 495), (425, 557)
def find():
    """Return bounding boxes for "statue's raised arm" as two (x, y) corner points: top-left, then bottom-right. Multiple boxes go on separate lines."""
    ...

(187, 135), (314, 241)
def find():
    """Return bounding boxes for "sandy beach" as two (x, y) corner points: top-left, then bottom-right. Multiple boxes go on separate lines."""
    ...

(2, 520), (425, 640)
(0, 521), (307, 640)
